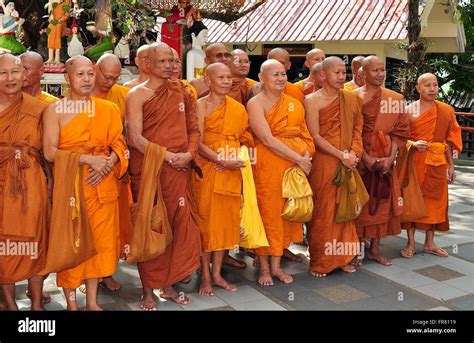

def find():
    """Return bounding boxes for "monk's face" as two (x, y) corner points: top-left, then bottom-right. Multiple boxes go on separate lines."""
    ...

(310, 70), (324, 89)
(95, 61), (121, 93)
(323, 61), (346, 89)
(416, 75), (439, 101)
(260, 63), (287, 92)
(230, 51), (250, 78)
(205, 65), (232, 96)
(136, 49), (150, 74)
(21, 57), (43, 89)
(65, 60), (95, 96)
(364, 60), (385, 87)
(205, 46), (231, 66)
(146, 47), (174, 80)
(171, 49), (182, 80)
(355, 67), (365, 87)
(305, 51), (325, 70)
(0, 57), (24, 96)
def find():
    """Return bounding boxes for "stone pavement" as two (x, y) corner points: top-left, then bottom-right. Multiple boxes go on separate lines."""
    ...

(13, 166), (474, 311)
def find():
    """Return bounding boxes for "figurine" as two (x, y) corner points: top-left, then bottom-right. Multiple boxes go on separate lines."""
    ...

(0, 0), (26, 55)
(186, 20), (208, 81)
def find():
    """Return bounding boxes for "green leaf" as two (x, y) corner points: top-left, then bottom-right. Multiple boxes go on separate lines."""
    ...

(62, 5), (71, 12)
(46, 27), (51, 35)
(50, 19), (59, 26)
(52, 2), (58, 9)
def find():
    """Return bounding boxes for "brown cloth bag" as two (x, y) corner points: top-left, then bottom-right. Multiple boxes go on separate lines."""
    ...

(362, 161), (391, 216)
(42, 150), (96, 274)
(396, 143), (428, 222)
(126, 142), (172, 263)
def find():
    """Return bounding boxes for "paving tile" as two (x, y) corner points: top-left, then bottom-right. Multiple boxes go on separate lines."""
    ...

(442, 260), (474, 276)
(392, 257), (438, 270)
(180, 293), (228, 311)
(213, 284), (267, 306)
(376, 289), (441, 310)
(314, 284), (370, 304)
(452, 243), (474, 263)
(442, 276), (474, 293)
(413, 265), (465, 281)
(413, 283), (468, 301)
(449, 203), (474, 214)
(447, 294), (474, 311)
(232, 299), (286, 310)
(382, 270), (437, 288)
(361, 262), (409, 277)
(341, 297), (394, 310)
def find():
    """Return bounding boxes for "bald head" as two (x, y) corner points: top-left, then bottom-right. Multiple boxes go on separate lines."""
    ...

(145, 42), (174, 80)
(0, 54), (24, 96)
(20, 51), (43, 68)
(267, 48), (291, 71)
(135, 44), (151, 75)
(321, 57), (346, 90)
(259, 59), (287, 92)
(205, 43), (231, 66)
(205, 62), (232, 95)
(230, 49), (250, 78)
(362, 55), (385, 87)
(136, 45), (150, 59)
(362, 55), (383, 71)
(417, 72), (437, 85)
(311, 62), (323, 75)
(310, 62), (324, 90)
(305, 48), (325, 70)
(351, 56), (365, 70)
(416, 72), (439, 101)
(322, 56), (345, 71)
(65, 55), (93, 74)
(20, 52), (45, 92)
(97, 53), (121, 68)
(170, 47), (182, 79)
(94, 53), (122, 92)
(64, 56), (95, 96)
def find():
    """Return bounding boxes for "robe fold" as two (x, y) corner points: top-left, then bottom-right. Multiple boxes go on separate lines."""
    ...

(95, 84), (129, 124)
(283, 82), (305, 104)
(253, 94), (315, 257)
(293, 80), (314, 96)
(0, 94), (49, 284)
(402, 101), (462, 231)
(193, 96), (253, 252)
(343, 82), (358, 91)
(308, 90), (363, 274)
(129, 79), (201, 289)
(38, 91), (59, 105)
(55, 98), (128, 288)
(356, 88), (410, 238)
(228, 78), (256, 106)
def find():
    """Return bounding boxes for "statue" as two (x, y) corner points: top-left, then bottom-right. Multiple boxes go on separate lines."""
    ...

(114, 35), (130, 60)
(47, 0), (72, 64)
(67, 18), (83, 57)
(186, 20), (208, 81)
(85, 0), (114, 61)
(0, 0), (26, 55)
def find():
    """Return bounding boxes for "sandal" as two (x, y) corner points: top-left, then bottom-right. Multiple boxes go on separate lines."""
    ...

(400, 246), (415, 258)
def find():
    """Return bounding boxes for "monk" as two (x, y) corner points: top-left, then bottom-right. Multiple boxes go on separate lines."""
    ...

(190, 43), (232, 98)
(124, 45), (150, 88)
(250, 48), (305, 105)
(43, 56), (128, 310)
(308, 62), (324, 94)
(171, 47), (198, 99)
(344, 56), (365, 91)
(228, 49), (256, 106)
(401, 73), (462, 258)
(294, 48), (325, 96)
(193, 63), (254, 296)
(354, 56), (410, 266)
(247, 59), (315, 286)
(127, 43), (201, 310)
(0, 54), (51, 311)
(305, 57), (363, 277)
(20, 51), (58, 105)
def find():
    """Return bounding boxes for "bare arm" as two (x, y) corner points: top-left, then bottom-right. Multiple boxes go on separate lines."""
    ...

(196, 100), (219, 163)
(42, 103), (61, 163)
(126, 88), (150, 155)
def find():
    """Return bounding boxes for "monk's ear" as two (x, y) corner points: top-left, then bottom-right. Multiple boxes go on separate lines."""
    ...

(64, 73), (70, 85)
(415, 83), (421, 94)
(287, 60), (292, 70)
(204, 57), (210, 65)
(303, 60), (309, 69)
(204, 75), (211, 87)
(258, 72), (263, 83)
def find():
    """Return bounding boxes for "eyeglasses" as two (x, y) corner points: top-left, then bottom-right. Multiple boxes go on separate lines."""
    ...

(98, 64), (120, 83)
(207, 52), (232, 59)
(233, 59), (251, 66)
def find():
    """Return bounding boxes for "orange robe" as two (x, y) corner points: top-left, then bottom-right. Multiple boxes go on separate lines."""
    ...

(0, 94), (49, 284)
(308, 90), (363, 274)
(228, 78), (256, 106)
(94, 84), (132, 258)
(253, 94), (315, 256)
(56, 98), (128, 289)
(129, 80), (201, 289)
(355, 88), (410, 238)
(343, 82), (358, 91)
(293, 79), (315, 96)
(403, 101), (462, 231)
(181, 80), (198, 99)
(193, 96), (253, 252)
(283, 81), (305, 104)
(38, 91), (59, 105)
(48, 1), (70, 49)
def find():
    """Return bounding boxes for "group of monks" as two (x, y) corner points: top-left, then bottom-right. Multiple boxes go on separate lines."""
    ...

(0, 40), (462, 311)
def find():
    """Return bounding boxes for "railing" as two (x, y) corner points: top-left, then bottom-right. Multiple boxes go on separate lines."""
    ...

(456, 112), (474, 158)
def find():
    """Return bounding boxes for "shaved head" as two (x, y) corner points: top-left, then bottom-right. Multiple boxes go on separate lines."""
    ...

(97, 53), (121, 68)
(311, 62), (323, 75)
(20, 51), (44, 68)
(310, 62), (324, 90)
(95, 53), (122, 93)
(351, 55), (365, 69)
(0, 53), (22, 67)
(205, 43), (230, 66)
(416, 72), (439, 101)
(322, 56), (345, 71)
(20, 51), (45, 92)
(65, 56), (95, 96)
(136, 44), (150, 58)
(267, 48), (291, 71)
(205, 62), (232, 95)
(417, 72), (437, 85)
(321, 57), (346, 90)
(206, 62), (230, 77)
(305, 48), (325, 70)
(362, 55), (383, 70)
(362, 55), (385, 87)
(230, 49), (250, 78)
(148, 42), (173, 58)
(146, 42), (174, 80)
(259, 59), (287, 92)
(260, 59), (285, 74)
(65, 55), (93, 74)
(0, 54), (24, 96)
(171, 47), (181, 79)
(205, 43), (228, 57)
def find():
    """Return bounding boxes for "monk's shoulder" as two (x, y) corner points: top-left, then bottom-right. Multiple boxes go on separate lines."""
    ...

(435, 100), (455, 116)
(114, 84), (130, 97)
(225, 96), (246, 113)
(20, 93), (48, 119)
(92, 97), (121, 120)
(382, 87), (404, 100)
(341, 89), (362, 106)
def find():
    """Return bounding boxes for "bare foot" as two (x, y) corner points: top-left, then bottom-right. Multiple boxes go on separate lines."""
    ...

(198, 277), (214, 296)
(212, 275), (237, 292)
(257, 269), (274, 286)
(283, 249), (302, 262)
(401, 245), (415, 258)
(367, 251), (392, 266)
(100, 276), (121, 291)
(223, 255), (247, 269)
(339, 264), (356, 273)
(422, 244), (448, 257)
(271, 268), (293, 284)
(85, 304), (104, 311)
(26, 291), (52, 305)
(160, 287), (191, 305)
(139, 293), (158, 311)
(310, 271), (327, 278)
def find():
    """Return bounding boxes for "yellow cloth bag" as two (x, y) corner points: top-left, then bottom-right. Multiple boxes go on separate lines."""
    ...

(281, 167), (314, 222)
(239, 146), (269, 249)
(332, 163), (369, 223)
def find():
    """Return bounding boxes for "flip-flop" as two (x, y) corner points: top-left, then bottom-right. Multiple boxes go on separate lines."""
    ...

(400, 247), (415, 258)
(422, 248), (448, 257)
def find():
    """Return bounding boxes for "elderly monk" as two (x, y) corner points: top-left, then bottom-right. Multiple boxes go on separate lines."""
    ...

(43, 56), (128, 310)
(193, 63), (253, 296)
(344, 56), (365, 91)
(124, 45), (150, 89)
(308, 62), (324, 95)
(227, 49), (256, 106)
(190, 43), (232, 98)
(127, 42), (201, 310)
(247, 59), (315, 286)
(400, 73), (462, 258)
(171, 47), (198, 99)
(20, 51), (58, 105)
(250, 48), (305, 104)
(0, 54), (50, 311)
(294, 48), (325, 96)
(353, 56), (410, 266)
(305, 57), (363, 277)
